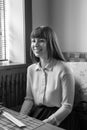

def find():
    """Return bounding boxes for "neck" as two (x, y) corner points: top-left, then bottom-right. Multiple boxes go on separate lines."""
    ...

(40, 57), (50, 69)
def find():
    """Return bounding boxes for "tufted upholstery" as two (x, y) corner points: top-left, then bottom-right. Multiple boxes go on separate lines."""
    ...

(67, 62), (87, 106)
(67, 62), (87, 130)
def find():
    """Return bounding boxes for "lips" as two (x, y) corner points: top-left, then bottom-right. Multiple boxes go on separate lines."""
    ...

(33, 48), (42, 53)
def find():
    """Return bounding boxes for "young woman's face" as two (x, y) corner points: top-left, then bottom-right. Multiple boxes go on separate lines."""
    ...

(31, 38), (48, 59)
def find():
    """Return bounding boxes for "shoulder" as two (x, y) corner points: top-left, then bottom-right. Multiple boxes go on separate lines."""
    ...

(27, 63), (37, 74)
(54, 61), (75, 84)
(55, 60), (73, 75)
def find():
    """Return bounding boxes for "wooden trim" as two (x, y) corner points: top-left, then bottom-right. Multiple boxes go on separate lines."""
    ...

(25, 0), (32, 64)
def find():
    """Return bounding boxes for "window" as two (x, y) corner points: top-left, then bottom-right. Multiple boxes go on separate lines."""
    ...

(0, 0), (32, 65)
(0, 0), (26, 64)
(0, 0), (7, 61)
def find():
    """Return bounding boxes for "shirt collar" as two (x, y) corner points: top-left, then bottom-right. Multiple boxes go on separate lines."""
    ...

(35, 58), (57, 71)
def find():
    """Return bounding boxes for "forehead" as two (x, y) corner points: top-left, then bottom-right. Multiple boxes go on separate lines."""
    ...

(30, 28), (47, 39)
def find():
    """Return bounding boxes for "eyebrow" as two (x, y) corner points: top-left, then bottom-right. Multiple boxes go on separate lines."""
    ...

(31, 38), (46, 41)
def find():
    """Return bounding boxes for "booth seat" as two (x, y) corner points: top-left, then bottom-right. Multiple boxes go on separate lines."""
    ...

(67, 62), (87, 130)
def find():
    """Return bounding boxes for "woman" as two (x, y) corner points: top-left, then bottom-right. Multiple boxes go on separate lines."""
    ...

(20, 26), (75, 129)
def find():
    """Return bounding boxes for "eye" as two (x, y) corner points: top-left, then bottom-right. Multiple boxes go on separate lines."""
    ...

(38, 39), (46, 43)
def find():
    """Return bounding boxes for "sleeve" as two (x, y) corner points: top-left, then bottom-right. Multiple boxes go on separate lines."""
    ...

(60, 68), (75, 112)
(25, 67), (34, 101)
(20, 67), (34, 115)
(48, 67), (75, 125)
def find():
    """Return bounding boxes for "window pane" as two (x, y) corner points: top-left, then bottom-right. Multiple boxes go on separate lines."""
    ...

(0, 0), (7, 61)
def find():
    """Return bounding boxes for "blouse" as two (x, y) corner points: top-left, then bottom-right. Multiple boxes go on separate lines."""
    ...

(25, 58), (75, 113)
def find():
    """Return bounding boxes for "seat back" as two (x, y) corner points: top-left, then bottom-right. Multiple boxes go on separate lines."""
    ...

(67, 62), (87, 108)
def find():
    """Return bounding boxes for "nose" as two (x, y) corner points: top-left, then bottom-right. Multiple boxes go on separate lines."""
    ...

(34, 39), (39, 46)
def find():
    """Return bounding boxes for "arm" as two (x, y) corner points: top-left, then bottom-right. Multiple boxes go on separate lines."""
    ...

(20, 98), (33, 115)
(43, 72), (75, 126)
(20, 67), (34, 115)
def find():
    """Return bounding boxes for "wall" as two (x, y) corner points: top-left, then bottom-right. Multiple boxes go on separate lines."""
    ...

(32, 0), (50, 29)
(32, 0), (87, 52)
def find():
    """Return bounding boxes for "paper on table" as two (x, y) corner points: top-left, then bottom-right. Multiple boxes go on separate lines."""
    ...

(2, 111), (26, 128)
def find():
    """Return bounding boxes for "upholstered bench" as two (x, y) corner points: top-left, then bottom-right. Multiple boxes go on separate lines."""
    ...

(67, 62), (87, 130)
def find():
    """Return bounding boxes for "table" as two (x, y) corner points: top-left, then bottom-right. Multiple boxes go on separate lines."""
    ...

(0, 106), (65, 130)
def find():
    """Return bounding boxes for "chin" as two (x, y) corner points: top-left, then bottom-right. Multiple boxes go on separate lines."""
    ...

(34, 53), (41, 57)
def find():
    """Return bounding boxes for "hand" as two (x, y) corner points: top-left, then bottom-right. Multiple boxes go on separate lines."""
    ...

(43, 115), (57, 125)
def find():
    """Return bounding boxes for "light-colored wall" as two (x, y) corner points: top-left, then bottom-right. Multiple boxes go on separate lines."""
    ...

(32, 0), (49, 28)
(6, 0), (25, 63)
(32, 0), (87, 52)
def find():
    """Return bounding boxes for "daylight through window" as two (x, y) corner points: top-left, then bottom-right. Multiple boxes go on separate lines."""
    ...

(0, 0), (7, 61)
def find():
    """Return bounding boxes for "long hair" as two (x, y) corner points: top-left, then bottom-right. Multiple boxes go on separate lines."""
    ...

(30, 26), (65, 63)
